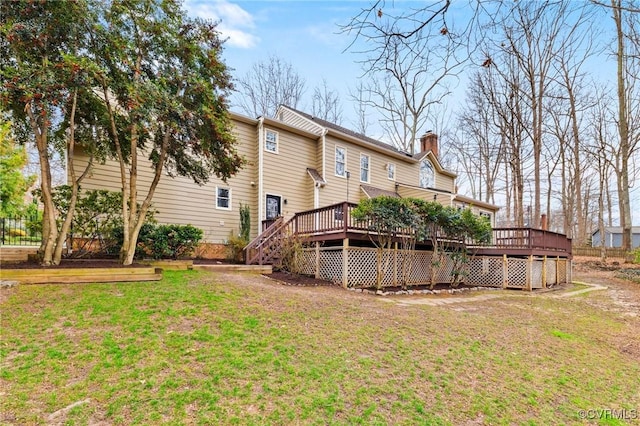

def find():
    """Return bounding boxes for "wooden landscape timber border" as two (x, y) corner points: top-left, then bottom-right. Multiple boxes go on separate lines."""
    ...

(0, 246), (39, 263)
(192, 264), (272, 274)
(1, 267), (163, 285)
(295, 246), (571, 291)
(144, 259), (194, 270)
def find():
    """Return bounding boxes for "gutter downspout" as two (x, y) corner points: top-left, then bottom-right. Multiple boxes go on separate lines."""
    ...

(317, 130), (328, 210)
(321, 130), (327, 182)
(257, 117), (264, 236)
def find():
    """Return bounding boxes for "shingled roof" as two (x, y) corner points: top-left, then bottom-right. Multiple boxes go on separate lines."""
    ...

(283, 106), (413, 159)
(360, 184), (400, 199)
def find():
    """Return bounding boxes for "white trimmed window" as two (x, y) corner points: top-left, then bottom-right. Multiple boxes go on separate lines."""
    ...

(360, 154), (370, 183)
(335, 146), (346, 177)
(419, 160), (435, 188)
(387, 163), (396, 180)
(216, 186), (231, 210)
(265, 129), (278, 153)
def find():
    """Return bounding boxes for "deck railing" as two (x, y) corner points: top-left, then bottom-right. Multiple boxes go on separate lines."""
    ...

(468, 227), (572, 254)
(288, 205), (571, 254)
(246, 204), (572, 265)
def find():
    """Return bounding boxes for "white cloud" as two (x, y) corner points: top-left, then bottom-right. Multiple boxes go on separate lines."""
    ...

(184, 0), (260, 49)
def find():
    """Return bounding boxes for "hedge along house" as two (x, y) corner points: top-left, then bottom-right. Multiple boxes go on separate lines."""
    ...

(72, 106), (572, 289)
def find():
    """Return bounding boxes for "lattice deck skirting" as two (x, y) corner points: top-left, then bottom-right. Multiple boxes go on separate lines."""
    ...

(297, 247), (571, 290)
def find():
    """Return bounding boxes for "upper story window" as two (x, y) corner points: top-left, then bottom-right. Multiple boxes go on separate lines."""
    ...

(360, 154), (370, 183)
(265, 129), (278, 153)
(419, 160), (435, 188)
(335, 146), (346, 177)
(479, 211), (492, 221)
(216, 186), (231, 210)
(387, 163), (396, 180)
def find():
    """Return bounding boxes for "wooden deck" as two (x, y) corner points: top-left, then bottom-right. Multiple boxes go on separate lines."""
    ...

(284, 202), (571, 256)
(469, 228), (572, 258)
(248, 202), (572, 265)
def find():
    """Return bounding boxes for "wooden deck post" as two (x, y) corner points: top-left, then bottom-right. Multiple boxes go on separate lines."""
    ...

(315, 241), (320, 279)
(556, 256), (560, 284)
(542, 255), (547, 288)
(342, 238), (349, 288)
(526, 255), (533, 291)
(502, 254), (508, 289)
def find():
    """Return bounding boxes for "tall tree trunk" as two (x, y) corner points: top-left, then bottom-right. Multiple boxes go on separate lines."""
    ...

(612, 0), (633, 253)
(52, 91), (93, 264)
(26, 105), (57, 265)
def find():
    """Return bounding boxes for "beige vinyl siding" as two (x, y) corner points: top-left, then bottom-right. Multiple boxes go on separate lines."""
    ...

(397, 185), (453, 207)
(73, 118), (259, 244)
(435, 171), (455, 192)
(320, 136), (353, 205)
(277, 108), (323, 134)
(319, 136), (406, 206)
(316, 134), (325, 179)
(261, 129), (317, 220)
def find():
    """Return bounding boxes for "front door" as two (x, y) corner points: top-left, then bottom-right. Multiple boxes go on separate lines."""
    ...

(265, 194), (282, 220)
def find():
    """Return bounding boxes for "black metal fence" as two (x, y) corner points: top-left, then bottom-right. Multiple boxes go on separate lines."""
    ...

(1, 215), (42, 246)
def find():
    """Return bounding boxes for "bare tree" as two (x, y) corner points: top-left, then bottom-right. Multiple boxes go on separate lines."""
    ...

(588, 87), (617, 260)
(236, 55), (306, 118)
(610, 0), (639, 252)
(348, 81), (372, 135)
(454, 72), (506, 205)
(311, 79), (343, 124)
(342, 1), (468, 154)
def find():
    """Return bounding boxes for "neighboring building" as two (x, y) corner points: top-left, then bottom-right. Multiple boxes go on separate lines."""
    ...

(72, 105), (499, 248)
(591, 227), (640, 249)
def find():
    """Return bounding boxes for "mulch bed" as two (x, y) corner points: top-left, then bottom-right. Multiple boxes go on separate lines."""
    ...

(266, 271), (487, 292)
(267, 271), (336, 286)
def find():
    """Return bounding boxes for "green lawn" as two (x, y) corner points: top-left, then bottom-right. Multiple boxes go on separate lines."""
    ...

(1, 270), (639, 425)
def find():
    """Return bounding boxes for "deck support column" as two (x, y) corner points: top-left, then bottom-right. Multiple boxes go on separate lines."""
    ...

(315, 241), (320, 279)
(556, 256), (560, 284)
(542, 256), (547, 288)
(502, 254), (508, 289)
(526, 255), (533, 291)
(342, 238), (349, 288)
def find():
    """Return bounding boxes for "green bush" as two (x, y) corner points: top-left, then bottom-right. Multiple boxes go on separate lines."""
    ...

(136, 224), (203, 260)
(633, 248), (640, 264)
(24, 203), (43, 237)
(225, 203), (251, 264)
(226, 233), (248, 264)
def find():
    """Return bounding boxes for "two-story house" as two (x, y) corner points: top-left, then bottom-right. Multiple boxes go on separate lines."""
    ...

(73, 105), (499, 256)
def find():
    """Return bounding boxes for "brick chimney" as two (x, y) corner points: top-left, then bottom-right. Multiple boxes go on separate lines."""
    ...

(420, 131), (438, 158)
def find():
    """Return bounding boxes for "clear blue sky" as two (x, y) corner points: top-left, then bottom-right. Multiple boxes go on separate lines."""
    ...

(184, 0), (639, 226)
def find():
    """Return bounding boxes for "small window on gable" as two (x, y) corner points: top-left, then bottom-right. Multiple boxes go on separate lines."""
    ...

(335, 146), (346, 177)
(216, 186), (231, 210)
(265, 129), (278, 153)
(419, 159), (435, 188)
(479, 211), (492, 221)
(387, 163), (396, 180)
(360, 154), (370, 183)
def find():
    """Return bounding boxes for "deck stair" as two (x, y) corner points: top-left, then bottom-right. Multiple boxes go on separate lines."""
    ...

(245, 217), (291, 266)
